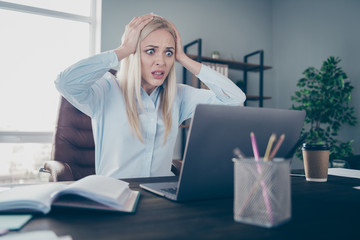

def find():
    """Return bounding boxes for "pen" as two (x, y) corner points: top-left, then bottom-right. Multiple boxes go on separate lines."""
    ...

(269, 134), (285, 161)
(250, 132), (260, 161)
(264, 133), (276, 161)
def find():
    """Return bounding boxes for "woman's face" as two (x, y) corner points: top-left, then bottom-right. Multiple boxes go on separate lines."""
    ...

(140, 28), (175, 95)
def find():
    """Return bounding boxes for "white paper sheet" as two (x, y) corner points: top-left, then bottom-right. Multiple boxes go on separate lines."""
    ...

(328, 168), (360, 190)
(328, 168), (360, 179)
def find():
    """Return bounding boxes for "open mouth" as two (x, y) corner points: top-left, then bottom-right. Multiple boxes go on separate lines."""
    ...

(151, 71), (165, 79)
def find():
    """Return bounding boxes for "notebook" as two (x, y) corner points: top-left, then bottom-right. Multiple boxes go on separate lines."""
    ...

(140, 104), (306, 201)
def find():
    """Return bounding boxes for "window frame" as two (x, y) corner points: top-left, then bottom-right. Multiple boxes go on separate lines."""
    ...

(0, 0), (101, 144)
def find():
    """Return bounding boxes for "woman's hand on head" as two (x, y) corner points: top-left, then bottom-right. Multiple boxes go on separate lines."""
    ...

(168, 20), (201, 75)
(114, 13), (154, 61)
(167, 20), (186, 63)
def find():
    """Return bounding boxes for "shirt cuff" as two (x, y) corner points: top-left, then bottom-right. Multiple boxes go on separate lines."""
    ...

(195, 64), (208, 79)
(105, 51), (120, 68)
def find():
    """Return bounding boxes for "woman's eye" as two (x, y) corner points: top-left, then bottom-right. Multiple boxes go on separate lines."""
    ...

(166, 51), (173, 56)
(146, 49), (155, 55)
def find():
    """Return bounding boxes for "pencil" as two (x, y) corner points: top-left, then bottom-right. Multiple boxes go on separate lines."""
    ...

(233, 147), (245, 159)
(250, 131), (274, 224)
(269, 134), (285, 161)
(264, 133), (276, 161)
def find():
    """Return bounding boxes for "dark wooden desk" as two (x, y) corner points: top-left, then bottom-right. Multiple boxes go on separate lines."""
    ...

(18, 174), (360, 240)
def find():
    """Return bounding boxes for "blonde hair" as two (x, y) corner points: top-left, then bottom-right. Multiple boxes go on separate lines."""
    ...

(117, 17), (177, 143)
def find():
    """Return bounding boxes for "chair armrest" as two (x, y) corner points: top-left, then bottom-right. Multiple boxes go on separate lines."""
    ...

(171, 159), (183, 176)
(42, 160), (75, 182)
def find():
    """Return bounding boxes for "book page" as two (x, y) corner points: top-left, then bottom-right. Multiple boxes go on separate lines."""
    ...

(0, 183), (66, 214)
(56, 175), (133, 209)
(122, 190), (141, 212)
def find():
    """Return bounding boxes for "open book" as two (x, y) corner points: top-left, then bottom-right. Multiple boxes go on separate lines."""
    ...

(0, 175), (140, 214)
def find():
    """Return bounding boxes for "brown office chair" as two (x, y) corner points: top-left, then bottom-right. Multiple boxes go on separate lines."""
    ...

(42, 95), (182, 182)
(42, 96), (96, 181)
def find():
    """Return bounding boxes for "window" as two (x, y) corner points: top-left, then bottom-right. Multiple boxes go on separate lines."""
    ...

(0, 0), (101, 183)
(2, 0), (92, 16)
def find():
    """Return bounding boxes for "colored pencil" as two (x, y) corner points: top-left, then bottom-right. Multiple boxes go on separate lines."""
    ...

(269, 134), (285, 161)
(264, 133), (276, 161)
(249, 132), (274, 224)
(250, 132), (260, 161)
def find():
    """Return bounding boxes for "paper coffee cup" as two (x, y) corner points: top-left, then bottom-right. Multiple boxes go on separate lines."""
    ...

(302, 144), (329, 182)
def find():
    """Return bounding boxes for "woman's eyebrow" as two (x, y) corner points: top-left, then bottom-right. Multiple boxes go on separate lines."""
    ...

(145, 45), (175, 50)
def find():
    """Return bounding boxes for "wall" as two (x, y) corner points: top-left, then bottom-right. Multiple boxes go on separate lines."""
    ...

(272, 0), (360, 154)
(101, 0), (273, 62)
(101, 0), (274, 159)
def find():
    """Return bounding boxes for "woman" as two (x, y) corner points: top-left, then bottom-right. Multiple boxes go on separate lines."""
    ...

(55, 13), (246, 178)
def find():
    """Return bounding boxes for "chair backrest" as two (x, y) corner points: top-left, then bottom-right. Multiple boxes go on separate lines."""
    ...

(51, 96), (95, 180)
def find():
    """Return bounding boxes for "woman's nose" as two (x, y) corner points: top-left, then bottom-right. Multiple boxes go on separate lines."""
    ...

(154, 53), (165, 66)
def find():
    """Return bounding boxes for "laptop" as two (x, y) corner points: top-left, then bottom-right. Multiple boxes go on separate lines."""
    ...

(140, 104), (305, 201)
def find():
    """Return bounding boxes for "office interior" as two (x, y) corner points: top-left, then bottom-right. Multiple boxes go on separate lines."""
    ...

(0, 1), (360, 239)
(0, 0), (359, 182)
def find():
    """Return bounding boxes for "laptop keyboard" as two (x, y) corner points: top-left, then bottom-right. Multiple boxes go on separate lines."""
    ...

(161, 187), (177, 195)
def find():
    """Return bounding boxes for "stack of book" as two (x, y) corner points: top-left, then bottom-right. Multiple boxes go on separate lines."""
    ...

(192, 62), (229, 89)
(203, 62), (229, 77)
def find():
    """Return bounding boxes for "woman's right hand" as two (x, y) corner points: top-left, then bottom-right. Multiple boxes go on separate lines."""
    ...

(114, 13), (154, 61)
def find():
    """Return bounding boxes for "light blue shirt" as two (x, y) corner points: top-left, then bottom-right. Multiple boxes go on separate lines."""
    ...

(55, 51), (245, 178)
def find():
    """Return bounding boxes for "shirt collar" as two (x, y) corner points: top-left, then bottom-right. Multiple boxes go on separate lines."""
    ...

(141, 85), (163, 105)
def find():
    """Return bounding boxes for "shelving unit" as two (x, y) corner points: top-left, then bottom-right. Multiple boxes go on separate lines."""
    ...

(183, 39), (272, 106)
(180, 38), (272, 156)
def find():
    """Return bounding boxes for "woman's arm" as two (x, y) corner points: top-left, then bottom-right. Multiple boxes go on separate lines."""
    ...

(177, 65), (246, 124)
(168, 20), (246, 124)
(169, 19), (245, 103)
(167, 20), (246, 126)
(55, 14), (154, 117)
(55, 51), (119, 118)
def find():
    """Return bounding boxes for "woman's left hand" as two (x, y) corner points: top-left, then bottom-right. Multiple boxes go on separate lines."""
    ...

(168, 21), (186, 62)
(168, 20), (201, 75)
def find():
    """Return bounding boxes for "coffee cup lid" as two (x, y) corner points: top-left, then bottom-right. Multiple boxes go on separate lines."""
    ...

(302, 143), (330, 151)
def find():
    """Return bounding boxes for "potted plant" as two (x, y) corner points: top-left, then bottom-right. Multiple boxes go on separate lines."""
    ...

(290, 56), (357, 162)
(211, 50), (220, 59)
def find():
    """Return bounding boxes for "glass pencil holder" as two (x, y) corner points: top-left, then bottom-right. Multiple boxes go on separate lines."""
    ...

(233, 158), (291, 228)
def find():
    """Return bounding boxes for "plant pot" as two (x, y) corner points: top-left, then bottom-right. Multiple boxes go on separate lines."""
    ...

(302, 143), (330, 182)
(211, 51), (220, 59)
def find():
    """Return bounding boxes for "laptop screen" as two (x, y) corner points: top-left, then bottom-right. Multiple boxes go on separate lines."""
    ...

(176, 104), (305, 200)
